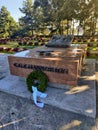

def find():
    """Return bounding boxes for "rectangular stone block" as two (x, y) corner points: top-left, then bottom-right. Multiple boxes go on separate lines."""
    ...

(8, 46), (86, 87)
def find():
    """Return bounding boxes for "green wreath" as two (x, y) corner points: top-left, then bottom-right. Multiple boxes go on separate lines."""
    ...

(26, 70), (48, 92)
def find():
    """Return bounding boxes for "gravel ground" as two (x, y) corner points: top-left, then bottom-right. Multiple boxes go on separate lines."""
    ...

(0, 53), (98, 130)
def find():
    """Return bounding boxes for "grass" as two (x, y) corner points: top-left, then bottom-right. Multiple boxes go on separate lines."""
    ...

(0, 41), (40, 55)
(0, 41), (98, 60)
(0, 41), (18, 48)
(87, 55), (98, 60)
(0, 41), (36, 48)
(0, 51), (14, 54)
(74, 42), (98, 60)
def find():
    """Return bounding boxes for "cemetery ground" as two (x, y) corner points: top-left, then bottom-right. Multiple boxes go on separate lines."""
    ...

(1, 36), (98, 60)
(0, 36), (98, 129)
(0, 55), (98, 129)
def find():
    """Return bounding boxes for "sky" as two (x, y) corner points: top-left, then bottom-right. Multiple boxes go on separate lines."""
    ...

(0, 0), (34, 22)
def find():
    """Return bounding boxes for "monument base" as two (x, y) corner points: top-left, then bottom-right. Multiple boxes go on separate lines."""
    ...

(48, 82), (70, 90)
(41, 59), (96, 118)
(0, 56), (96, 118)
(8, 45), (86, 87)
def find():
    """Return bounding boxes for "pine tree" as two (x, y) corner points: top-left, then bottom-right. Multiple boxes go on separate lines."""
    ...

(0, 6), (18, 38)
(19, 0), (34, 36)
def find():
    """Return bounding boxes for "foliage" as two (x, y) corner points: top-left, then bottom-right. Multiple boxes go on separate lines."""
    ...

(19, 0), (35, 36)
(26, 70), (48, 92)
(0, 6), (18, 38)
(1, 0), (98, 36)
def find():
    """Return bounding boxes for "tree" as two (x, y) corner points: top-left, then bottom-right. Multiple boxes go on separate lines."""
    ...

(50, 0), (65, 34)
(19, 0), (35, 36)
(0, 6), (18, 38)
(34, 0), (66, 35)
(62, 0), (79, 34)
(34, 0), (79, 35)
(34, 0), (55, 35)
(75, 0), (98, 36)
(19, 0), (98, 36)
(90, 0), (98, 35)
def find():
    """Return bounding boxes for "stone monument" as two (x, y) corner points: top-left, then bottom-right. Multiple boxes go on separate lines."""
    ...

(8, 35), (86, 88)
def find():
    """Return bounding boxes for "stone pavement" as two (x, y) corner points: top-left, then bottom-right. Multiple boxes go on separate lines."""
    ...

(0, 54), (96, 118)
(0, 91), (97, 130)
(0, 53), (97, 130)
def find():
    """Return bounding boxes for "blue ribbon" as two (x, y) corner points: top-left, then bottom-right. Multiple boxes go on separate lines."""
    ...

(32, 86), (47, 108)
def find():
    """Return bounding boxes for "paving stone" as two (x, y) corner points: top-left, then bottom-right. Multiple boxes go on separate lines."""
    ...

(0, 54), (97, 129)
(0, 54), (96, 118)
(0, 91), (96, 130)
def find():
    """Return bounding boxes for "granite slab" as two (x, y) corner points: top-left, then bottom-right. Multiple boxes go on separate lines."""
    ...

(0, 54), (96, 118)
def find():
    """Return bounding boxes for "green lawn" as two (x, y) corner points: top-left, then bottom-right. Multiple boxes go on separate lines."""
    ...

(0, 41), (36, 54)
(1, 41), (98, 60)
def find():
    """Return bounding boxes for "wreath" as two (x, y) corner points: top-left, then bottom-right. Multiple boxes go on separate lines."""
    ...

(26, 70), (48, 92)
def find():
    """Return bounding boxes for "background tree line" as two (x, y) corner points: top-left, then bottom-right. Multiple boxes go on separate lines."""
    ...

(0, 0), (98, 38)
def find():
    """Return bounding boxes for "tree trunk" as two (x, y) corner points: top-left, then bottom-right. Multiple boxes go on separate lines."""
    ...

(72, 19), (74, 35)
(66, 20), (69, 35)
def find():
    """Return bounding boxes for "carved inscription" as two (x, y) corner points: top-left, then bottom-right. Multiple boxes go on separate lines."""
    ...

(13, 63), (68, 74)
